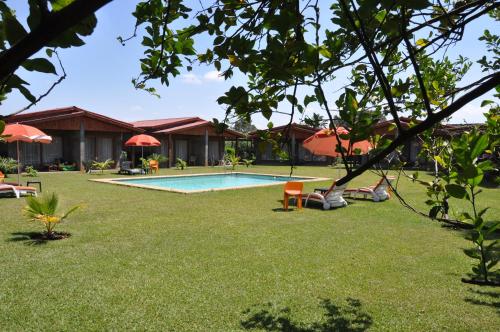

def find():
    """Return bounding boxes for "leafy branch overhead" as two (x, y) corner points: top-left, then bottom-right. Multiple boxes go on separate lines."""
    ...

(125, 0), (499, 186)
(0, 0), (499, 189)
(0, 0), (110, 113)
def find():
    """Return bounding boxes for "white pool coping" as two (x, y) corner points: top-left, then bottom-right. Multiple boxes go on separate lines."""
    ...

(89, 172), (329, 194)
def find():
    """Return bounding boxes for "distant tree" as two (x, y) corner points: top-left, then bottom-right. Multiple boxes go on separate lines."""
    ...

(232, 117), (257, 134)
(302, 113), (327, 129)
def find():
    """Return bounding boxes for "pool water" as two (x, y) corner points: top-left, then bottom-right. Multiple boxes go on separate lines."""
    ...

(113, 173), (309, 192)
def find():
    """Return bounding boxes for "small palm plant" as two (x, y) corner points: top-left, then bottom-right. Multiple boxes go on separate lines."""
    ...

(176, 158), (187, 170)
(242, 157), (255, 168)
(24, 193), (80, 239)
(228, 154), (240, 170)
(24, 165), (38, 177)
(148, 153), (168, 164)
(91, 159), (114, 173)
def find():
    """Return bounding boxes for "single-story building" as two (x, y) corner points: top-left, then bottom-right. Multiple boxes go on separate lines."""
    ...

(2, 107), (141, 171)
(249, 123), (327, 165)
(1, 107), (244, 171)
(130, 117), (244, 167)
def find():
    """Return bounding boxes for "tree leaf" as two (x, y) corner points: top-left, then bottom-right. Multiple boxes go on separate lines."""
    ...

(471, 134), (489, 159)
(22, 58), (57, 74)
(445, 184), (466, 199)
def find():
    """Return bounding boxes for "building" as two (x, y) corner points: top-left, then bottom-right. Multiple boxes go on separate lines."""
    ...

(131, 117), (243, 167)
(1, 107), (244, 171)
(249, 123), (327, 165)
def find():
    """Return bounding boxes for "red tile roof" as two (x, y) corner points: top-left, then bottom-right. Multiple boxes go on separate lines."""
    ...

(154, 119), (244, 138)
(5, 106), (140, 132)
(248, 123), (318, 139)
(131, 117), (199, 129)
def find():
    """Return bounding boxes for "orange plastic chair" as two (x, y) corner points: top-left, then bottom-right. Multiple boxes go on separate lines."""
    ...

(149, 160), (159, 174)
(0, 170), (4, 182)
(283, 181), (303, 210)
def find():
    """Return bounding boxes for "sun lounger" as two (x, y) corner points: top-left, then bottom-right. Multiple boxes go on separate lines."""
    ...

(304, 181), (348, 210)
(0, 184), (37, 199)
(343, 176), (395, 202)
(118, 161), (144, 175)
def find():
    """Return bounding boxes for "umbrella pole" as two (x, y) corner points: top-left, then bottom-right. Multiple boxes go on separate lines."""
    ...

(16, 140), (20, 185)
(141, 146), (144, 159)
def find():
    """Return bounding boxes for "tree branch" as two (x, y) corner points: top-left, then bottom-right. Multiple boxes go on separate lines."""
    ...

(336, 72), (500, 186)
(0, 0), (113, 82)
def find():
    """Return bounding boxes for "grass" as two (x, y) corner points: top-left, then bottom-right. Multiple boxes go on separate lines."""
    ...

(0, 166), (499, 331)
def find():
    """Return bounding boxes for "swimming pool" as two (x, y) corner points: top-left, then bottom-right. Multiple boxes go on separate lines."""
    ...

(93, 172), (324, 193)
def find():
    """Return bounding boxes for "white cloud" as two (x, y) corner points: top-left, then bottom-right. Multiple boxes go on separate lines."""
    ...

(203, 70), (223, 82)
(181, 73), (202, 85)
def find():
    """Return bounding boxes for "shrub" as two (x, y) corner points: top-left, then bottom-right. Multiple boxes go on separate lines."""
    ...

(0, 157), (18, 175)
(91, 159), (114, 173)
(24, 193), (80, 239)
(148, 153), (168, 164)
(176, 158), (187, 170)
(24, 165), (38, 177)
(242, 157), (255, 168)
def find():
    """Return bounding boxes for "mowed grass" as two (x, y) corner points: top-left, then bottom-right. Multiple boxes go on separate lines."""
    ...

(0, 166), (498, 331)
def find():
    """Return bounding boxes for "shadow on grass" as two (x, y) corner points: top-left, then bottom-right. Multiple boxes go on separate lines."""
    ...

(465, 288), (500, 314)
(7, 231), (70, 245)
(241, 298), (372, 331)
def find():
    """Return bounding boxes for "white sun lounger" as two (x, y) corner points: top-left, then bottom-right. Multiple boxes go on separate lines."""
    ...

(343, 176), (395, 202)
(0, 184), (38, 199)
(304, 182), (348, 210)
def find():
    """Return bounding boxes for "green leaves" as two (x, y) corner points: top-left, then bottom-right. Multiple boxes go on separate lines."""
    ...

(1, 8), (27, 45)
(22, 58), (57, 74)
(445, 184), (466, 199)
(470, 135), (489, 160)
(401, 0), (430, 10)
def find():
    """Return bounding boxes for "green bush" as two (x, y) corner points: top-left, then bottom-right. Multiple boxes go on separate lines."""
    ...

(0, 157), (18, 175)
(176, 158), (187, 170)
(24, 165), (38, 177)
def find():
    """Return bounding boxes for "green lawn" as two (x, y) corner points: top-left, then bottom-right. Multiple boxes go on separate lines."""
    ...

(0, 166), (498, 331)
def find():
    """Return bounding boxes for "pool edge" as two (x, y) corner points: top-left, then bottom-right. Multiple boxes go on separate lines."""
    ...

(89, 172), (330, 194)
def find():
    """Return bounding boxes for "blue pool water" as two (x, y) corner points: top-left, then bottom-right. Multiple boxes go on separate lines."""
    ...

(114, 173), (309, 192)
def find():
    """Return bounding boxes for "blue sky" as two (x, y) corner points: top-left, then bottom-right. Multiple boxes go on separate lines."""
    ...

(1, 1), (497, 127)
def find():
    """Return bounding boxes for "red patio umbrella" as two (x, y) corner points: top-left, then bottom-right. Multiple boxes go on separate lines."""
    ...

(3, 123), (52, 184)
(124, 134), (161, 159)
(302, 127), (372, 158)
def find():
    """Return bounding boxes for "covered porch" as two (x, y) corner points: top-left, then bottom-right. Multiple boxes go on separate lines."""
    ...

(152, 119), (245, 167)
(3, 107), (141, 171)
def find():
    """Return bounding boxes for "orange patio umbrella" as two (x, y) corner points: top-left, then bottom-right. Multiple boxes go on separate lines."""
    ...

(3, 123), (52, 184)
(124, 134), (161, 159)
(302, 127), (372, 157)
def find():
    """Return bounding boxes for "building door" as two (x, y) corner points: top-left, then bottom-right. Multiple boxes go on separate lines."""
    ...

(175, 139), (188, 161)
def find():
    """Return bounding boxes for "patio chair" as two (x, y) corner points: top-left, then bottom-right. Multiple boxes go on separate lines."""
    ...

(0, 183), (37, 199)
(149, 160), (159, 174)
(343, 176), (395, 202)
(118, 161), (144, 175)
(304, 181), (348, 210)
(0, 170), (4, 182)
(283, 181), (303, 211)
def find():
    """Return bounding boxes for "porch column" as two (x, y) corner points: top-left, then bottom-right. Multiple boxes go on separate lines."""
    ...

(204, 129), (209, 167)
(291, 132), (296, 163)
(79, 120), (85, 171)
(168, 134), (173, 168)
